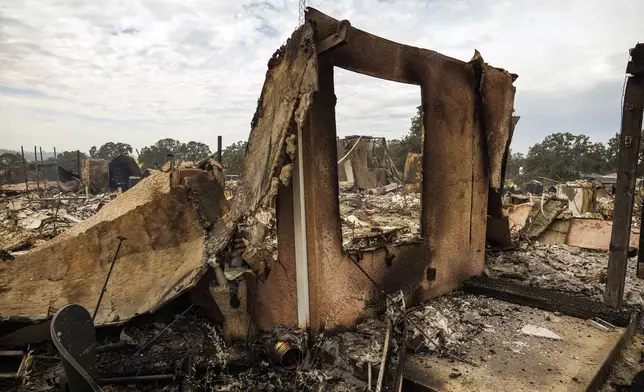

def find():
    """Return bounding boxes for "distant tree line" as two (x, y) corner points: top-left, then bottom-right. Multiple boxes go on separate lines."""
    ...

(0, 138), (247, 185)
(506, 130), (643, 186)
(7, 109), (628, 187)
(385, 105), (634, 187)
(388, 105), (423, 172)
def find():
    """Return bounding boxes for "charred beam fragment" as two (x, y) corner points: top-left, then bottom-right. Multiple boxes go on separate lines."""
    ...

(606, 43), (644, 308)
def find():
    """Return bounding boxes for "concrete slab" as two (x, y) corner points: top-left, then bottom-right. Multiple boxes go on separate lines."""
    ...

(404, 297), (627, 392)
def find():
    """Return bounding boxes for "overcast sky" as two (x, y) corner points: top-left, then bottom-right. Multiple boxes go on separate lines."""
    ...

(1, 0), (642, 154)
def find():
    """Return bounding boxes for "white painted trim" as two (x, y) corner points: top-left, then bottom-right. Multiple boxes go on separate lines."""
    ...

(293, 127), (310, 329)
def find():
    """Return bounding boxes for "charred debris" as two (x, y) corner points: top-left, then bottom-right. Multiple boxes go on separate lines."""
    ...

(0, 10), (643, 392)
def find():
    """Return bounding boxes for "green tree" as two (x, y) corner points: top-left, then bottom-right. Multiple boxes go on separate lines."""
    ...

(522, 133), (610, 182)
(89, 142), (133, 160)
(505, 151), (526, 184)
(388, 105), (423, 171)
(57, 151), (87, 174)
(180, 141), (211, 162)
(221, 141), (247, 175)
(138, 138), (184, 169)
(0, 153), (25, 185)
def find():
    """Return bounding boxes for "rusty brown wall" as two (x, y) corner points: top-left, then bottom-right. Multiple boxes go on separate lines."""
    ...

(416, 67), (489, 298)
(303, 9), (511, 330)
(300, 56), (489, 330)
(241, 9), (514, 332)
(254, 183), (298, 329)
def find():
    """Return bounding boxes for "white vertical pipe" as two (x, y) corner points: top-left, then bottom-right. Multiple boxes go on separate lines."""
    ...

(293, 125), (310, 329)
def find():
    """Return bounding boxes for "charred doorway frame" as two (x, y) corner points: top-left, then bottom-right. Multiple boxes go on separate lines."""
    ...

(268, 8), (514, 332)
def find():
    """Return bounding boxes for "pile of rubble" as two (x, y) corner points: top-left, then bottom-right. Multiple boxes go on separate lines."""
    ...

(485, 242), (644, 307)
(340, 186), (421, 249)
(0, 188), (117, 257)
(15, 297), (372, 392)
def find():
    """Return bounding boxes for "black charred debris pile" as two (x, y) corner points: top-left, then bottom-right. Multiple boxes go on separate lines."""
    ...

(4, 290), (511, 391)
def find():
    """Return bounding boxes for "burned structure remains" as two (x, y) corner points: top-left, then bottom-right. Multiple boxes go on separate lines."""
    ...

(0, 5), (516, 348)
(231, 8), (515, 331)
(336, 136), (401, 189)
(2, 8), (644, 392)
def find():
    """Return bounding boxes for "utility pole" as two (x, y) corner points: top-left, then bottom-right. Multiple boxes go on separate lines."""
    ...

(605, 43), (644, 308)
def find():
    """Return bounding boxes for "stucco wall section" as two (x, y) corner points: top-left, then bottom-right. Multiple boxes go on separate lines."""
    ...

(0, 171), (208, 325)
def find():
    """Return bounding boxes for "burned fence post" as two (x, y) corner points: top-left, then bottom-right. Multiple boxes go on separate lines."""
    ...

(34, 146), (39, 190)
(39, 147), (44, 188)
(77, 150), (83, 188)
(54, 146), (59, 189)
(217, 135), (222, 164)
(605, 43), (644, 308)
(20, 146), (29, 193)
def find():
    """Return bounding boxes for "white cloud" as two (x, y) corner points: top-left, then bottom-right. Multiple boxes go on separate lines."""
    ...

(0, 0), (642, 154)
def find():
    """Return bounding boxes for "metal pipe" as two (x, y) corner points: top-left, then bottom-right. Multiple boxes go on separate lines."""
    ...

(98, 374), (180, 385)
(93, 236), (127, 321)
(271, 337), (302, 369)
(134, 304), (194, 356)
(27, 197), (88, 201)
